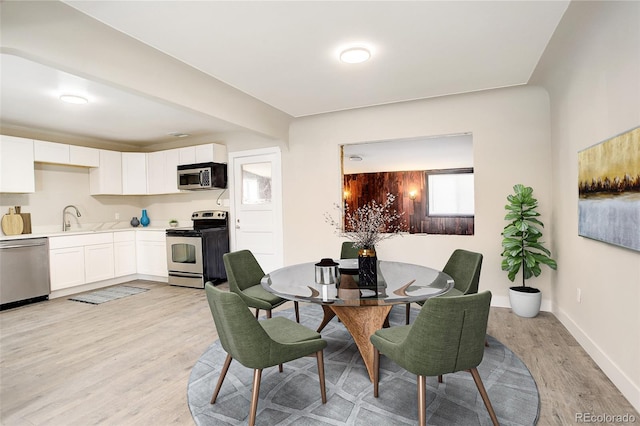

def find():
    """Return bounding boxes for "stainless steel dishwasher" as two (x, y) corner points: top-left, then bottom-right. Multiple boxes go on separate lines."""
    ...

(0, 237), (50, 309)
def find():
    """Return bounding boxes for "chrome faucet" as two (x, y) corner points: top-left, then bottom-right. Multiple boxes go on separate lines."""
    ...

(62, 205), (81, 231)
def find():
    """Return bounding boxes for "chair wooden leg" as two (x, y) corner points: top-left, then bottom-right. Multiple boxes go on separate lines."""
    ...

(485, 337), (490, 347)
(316, 350), (327, 403)
(417, 375), (427, 426)
(255, 308), (259, 319)
(438, 374), (443, 383)
(294, 301), (300, 323)
(266, 309), (272, 319)
(373, 347), (380, 397)
(211, 354), (233, 404)
(469, 368), (499, 426)
(278, 364), (283, 372)
(405, 303), (411, 325)
(248, 369), (262, 426)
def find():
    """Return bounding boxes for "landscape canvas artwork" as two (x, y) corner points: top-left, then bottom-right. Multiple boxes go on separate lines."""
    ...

(578, 127), (640, 251)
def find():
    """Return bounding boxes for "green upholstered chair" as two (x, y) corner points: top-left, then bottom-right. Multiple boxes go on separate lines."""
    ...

(205, 283), (327, 426)
(223, 249), (299, 322)
(371, 291), (498, 426)
(405, 249), (483, 324)
(340, 241), (360, 259)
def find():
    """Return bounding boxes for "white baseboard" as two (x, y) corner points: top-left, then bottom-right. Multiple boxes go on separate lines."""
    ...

(555, 307), (640, 413)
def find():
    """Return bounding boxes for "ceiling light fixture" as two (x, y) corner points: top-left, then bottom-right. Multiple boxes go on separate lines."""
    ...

(339, 47), (371, 64)
(59, 94), (88, 105)
(349, 155), (363, 161)
(168, 132), (190, 138)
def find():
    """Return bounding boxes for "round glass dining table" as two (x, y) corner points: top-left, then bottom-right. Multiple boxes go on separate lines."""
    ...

(261, 259), (454, 381)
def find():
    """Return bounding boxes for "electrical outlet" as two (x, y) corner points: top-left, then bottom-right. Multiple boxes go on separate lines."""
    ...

(115, 212), (120, 220)
(577, 288), (582, 303)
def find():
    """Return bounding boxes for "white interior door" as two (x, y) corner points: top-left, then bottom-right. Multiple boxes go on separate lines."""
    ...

(229, 148), (283, 273)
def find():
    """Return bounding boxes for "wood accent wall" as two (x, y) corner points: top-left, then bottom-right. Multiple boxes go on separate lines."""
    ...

(343, 171), (474, 235)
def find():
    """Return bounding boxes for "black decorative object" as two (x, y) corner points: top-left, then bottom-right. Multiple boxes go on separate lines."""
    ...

(358, 248), (377, 287)
(130, 216), (140, 227)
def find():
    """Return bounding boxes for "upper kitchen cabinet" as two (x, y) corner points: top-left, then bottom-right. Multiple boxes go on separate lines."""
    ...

(0, 135), (35, 193)
(178, 143), (227, 165)
(90, 149), (122, 195)
(147, 149), (180, 194)
(122, 152), (148, 195)
(33, 140), (100, 167)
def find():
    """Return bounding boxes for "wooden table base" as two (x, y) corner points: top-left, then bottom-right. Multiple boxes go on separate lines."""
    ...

(317, 304), (392, 382)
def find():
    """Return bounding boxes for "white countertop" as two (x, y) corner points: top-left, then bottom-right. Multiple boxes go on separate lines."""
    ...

(0, 224), (169, 241)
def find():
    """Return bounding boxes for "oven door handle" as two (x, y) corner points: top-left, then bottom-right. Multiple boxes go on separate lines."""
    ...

(168, 271), (202, 278)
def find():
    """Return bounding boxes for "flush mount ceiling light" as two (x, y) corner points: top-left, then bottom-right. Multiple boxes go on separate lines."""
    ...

(339, 47), (371, 64)
(168, 132), (190, 138)
(59, 94), (88, 105)
(349, 155), (363, 161)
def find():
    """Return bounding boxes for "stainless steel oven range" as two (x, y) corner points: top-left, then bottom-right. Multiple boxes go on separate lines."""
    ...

(166, 210), (229, 289)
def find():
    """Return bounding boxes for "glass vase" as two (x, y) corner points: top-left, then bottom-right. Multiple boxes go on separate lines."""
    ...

(140, 209), (150, 227)
(130, 216), (140, 227)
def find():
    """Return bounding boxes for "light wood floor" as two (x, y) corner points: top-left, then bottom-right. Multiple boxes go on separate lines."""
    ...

(1, 280), (637, 425)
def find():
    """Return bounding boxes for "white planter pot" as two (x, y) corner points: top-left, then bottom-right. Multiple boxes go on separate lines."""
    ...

(509, 287), (542, 318)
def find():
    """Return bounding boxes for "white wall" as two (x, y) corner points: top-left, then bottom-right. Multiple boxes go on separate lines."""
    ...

(284, 85), (553, 310)
(530, 1), (640, 411)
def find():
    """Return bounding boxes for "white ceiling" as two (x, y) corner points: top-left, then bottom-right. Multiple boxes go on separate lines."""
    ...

(0, 1), (570, 148)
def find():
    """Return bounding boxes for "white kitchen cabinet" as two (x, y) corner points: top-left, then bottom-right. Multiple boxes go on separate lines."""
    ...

(34, 140), (69, 164)
(34, 140), (100, 167)
(0, 135), (35, 193)
(90, 149), (122, 195)
(49, 233), (114, 290)
(69, 145), (100, 167)
(165, 149), (180, 192)
(136, 231), (167, 277)
(178, 146), (196, 165)
(178, 143), (227, 165)
(147, 149), (180, 194)
(114, 231), (136, 277)
(84, 243), (115, 283)
(49, 246), (85, 291)
(197, 143), (227, 163)
(122, 152), (148, 194)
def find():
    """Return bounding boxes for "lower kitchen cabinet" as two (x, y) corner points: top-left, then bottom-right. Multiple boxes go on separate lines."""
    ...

(49, 246), (85, 291)
(47, 230), (166, 294)
(136, 231), (167, 277)
(84, 243), (115, 283)
(49, 233), (114, 291)
(114, 231), (136, 277)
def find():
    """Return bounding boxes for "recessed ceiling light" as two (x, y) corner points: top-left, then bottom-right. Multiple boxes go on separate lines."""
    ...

(340, 47), (371, 64)
(59, 94), (88, 105)
(349, 155), (363, 161)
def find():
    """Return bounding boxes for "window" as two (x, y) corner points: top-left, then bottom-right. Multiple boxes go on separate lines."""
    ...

(241, 162), (272, 205)
(427, 169), (474, 216)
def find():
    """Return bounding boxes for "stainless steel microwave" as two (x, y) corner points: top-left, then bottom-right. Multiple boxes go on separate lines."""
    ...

(177, 162), (227, 190)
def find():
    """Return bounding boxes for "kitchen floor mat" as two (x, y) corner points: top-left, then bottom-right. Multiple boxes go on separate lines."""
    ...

(68, 285), (149, 305)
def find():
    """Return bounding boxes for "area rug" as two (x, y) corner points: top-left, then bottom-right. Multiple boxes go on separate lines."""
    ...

(68, 285), (148, 305)
(188, 304), (539, 425)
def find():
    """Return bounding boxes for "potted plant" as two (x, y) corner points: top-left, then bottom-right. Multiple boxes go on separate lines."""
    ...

(169, 219), (179, 228)
(501, 184), (557, 317)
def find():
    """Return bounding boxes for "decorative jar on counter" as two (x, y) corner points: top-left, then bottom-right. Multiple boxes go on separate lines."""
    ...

(140, 209), (150, 227)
